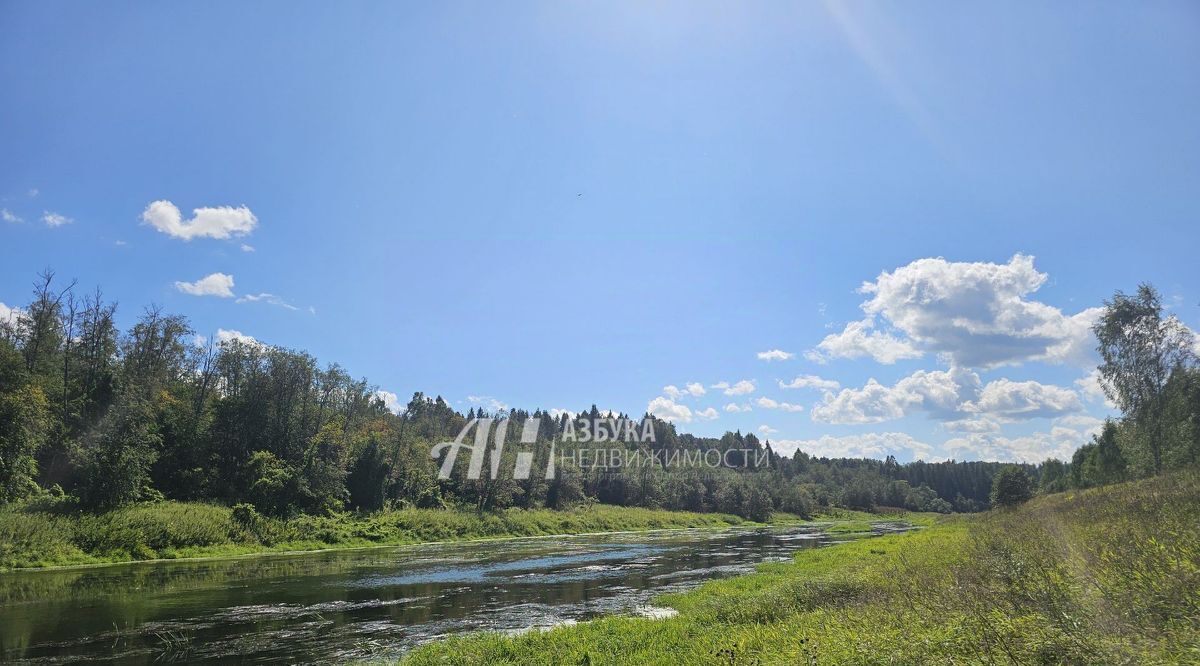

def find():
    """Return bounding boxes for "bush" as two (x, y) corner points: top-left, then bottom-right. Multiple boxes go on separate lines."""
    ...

(990, 466), (1033, 507)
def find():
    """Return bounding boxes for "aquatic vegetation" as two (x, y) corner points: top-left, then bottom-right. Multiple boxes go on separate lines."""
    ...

(0, 502), (812, 570)
(398, 472), (1200, 665)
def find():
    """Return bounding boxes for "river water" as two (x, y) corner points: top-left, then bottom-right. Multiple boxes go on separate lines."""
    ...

(0, 523), (901, 664)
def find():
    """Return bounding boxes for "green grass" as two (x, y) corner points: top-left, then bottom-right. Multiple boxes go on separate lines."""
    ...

(397, 473), (1200, 665)
(0, 502), (820, 571)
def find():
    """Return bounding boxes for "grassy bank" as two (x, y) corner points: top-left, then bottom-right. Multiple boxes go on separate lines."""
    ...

(399, 473), (1200, 665)
(0, 501), (825, 571)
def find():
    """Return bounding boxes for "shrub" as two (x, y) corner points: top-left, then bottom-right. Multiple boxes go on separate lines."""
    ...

(990, 466), (1033, 507)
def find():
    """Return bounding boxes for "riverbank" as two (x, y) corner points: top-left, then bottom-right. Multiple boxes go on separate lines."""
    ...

(0, 501), (869, 571)
(398, 472), (1199, 665)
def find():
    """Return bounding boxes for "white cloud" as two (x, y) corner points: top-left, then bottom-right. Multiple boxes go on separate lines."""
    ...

(772, 432), (938, 461)
(947, 431), (1072, 463)
(811, 367), (1079, 425)
(374, 390), (404, 415)
(1, 208), (22, 223)
(811, 378), (910, 424)
(664, 382), (707, 400)
(191, 334), (208, 347)
(647, 396), (693, 423)
(42, 211), (72, 227)
(27, 188), (38, 198)
(944, 414), (1102, 463)
(807, 318), (922, 364)
(963, 378), (1082, 420)
(216, 328), (259, 346)
(240, 244), (255, 252)
(696, 407), (719, 421)
(756, 349), (795, 362)
(758, 425), (778, 435)
(714, 379), (756, 396)
(1075, 368), (1116, 409)
(942, 416), (1001, 433)
(548, 408), (578, 420)
(724, 402), (752, 413)
(754, 396), (805, 412)
(1055, 414), (1105, 435)
(236, 292), (298, 310)
(779, 374), (840, 391)
(175, 272), (235, 298)
(824, 254), (1101, 369)
(142, 200), (257, 241)
(0, 302), (23, 327)
(467, 395), (509, 413)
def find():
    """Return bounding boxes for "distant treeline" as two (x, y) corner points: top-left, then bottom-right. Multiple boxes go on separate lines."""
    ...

(1, 272), (1196, 519)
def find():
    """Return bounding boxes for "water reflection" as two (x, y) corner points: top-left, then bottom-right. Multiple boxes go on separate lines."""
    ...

(0, 523), (903, 664)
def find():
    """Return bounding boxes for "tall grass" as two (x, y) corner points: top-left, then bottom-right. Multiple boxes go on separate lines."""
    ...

(399, 472), (1200, 665)
(0, 502), (787, 571)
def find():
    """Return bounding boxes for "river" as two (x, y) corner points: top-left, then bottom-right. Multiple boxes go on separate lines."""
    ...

(0, 523), (905, 664)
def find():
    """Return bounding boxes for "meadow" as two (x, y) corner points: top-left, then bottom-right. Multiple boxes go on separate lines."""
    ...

(398, 472), (1200, 665)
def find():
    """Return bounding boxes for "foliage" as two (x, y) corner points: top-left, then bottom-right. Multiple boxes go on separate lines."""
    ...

(0, 501), (792, 570)
(989, 465), (1034, 507)
(399, 473), (1200, 665)
(3, 270), (1198, 538)
(1094, 283), (1196, 475)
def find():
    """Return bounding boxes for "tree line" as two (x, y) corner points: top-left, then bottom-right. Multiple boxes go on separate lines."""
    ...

(1, 271), (1196, 519)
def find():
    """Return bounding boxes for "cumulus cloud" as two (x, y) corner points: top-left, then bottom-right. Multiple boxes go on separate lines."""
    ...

(963, 378), (1082, 420)
(756, 349), (795, 362)
(772, 432), (938, 461)
(1075, 368), (1117, 409)
(811, 378), (909, 424)
(647, 396), (693, 423)
(240, 244), (256, 252)
(662, 382), (706, 400)
(0, 302), (23, 327)
(215, 328), (259, 346)
(811, 367), (1079, 425)
(942, 416), (1002, 434)
(42, 211), (72, 227)
(809, 255), (1101, 369)
(548, 408), (578, 420)
(696, 407), (719, 421)
(807, 318), (921, 364)
(945, 415), (1102, 463)
(236, 292), (299, 310)
(754, 397), (805, 412)
(779, 375), (840, 391)
(1, 208), (22, 223)
(724, 402), (752, 413)
(758, 425), (778, 435)
(711, 379), (756, 396)
(174, 272), (235, 298)
(142, 200), (257, 241)
(374, 390), (404, 415)
(467, 395), (509, 413)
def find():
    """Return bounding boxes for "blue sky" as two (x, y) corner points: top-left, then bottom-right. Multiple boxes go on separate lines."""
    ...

(2, 2), (1198, 462)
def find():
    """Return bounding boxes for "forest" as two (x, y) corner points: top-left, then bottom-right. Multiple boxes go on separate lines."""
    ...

(2, 270), (1198, 524)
